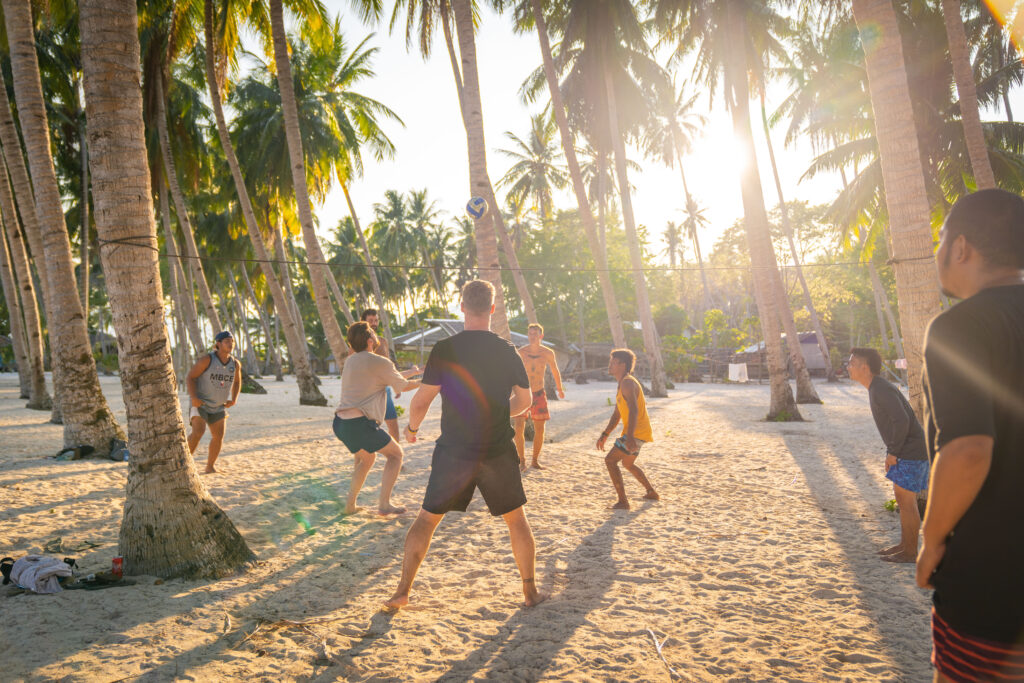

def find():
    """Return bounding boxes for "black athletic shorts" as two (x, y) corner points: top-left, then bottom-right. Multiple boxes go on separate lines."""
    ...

(333, 415), (392, 454)
(422, 441), (526, 516)
(190, 405), (226, 425)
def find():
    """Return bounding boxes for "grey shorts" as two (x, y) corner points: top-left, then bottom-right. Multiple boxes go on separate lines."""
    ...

(189, 405), (226, 425)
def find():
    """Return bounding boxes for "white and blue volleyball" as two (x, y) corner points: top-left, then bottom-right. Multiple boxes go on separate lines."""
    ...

(466, 196), (488, 220)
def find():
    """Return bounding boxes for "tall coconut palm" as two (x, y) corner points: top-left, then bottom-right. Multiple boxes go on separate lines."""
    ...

(497, 112), (568, 219)
(203, 0), (325, 405)
(267, 0), (352, 366)
(507, 0), (627, 348)
(849, 0), (943, 414)
(553, 0), (669, 395)
(0, 218), (32, 398)
(1, 0), (125, 446)
(79, 0), (253, 578)
(941, 0), (996, 189)
(407, 188), (449, 305)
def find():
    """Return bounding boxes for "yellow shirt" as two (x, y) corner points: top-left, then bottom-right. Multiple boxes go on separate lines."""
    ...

(616, 378), (653, 442)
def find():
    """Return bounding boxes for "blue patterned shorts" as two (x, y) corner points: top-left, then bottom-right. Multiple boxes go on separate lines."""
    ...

(886, 457), (930, 493)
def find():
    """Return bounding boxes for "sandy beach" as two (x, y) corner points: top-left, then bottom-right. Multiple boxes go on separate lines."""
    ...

(0, 373), (933, 681)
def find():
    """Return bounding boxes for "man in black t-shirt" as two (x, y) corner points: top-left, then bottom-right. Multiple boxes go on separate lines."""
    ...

(917, 189), (1024, 680)
(385, 280), (544, 610)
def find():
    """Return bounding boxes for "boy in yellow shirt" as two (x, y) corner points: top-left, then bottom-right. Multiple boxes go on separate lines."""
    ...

(595, 349), (659, 510)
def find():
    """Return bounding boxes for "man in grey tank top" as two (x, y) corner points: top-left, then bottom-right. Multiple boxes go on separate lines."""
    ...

(186, 331), (241, 473)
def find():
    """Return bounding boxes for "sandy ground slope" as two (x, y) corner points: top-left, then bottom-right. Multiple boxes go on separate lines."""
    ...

(0, 373), (932, 682)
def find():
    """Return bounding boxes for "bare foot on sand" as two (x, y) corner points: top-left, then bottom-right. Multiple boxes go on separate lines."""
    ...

(880, 551), (916, 563)
(519, 461), (529, 473)
(342, 505), (363, 516)
(609, 500), (630, 510)
(531, 461), (545, 470)
(204, 466), (219, 474)
(877, 544), (903, 555)
(523, 579), (548, 607)
(643, 490), (660, 501)
(377, 505), (407, 515)
(383, 592), (409, 611)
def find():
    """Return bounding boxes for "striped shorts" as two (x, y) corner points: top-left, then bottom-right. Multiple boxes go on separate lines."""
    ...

(932, 609), (1024, 682)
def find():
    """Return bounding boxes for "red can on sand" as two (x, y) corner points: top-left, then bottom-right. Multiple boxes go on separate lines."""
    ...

(112, 556), (123, 579)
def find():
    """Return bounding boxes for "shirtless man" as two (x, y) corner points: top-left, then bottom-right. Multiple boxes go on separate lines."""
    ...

(514, 324), (565, 471)
(361, 309), (400, 440)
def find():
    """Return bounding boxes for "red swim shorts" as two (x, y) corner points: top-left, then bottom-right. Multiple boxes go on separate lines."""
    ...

(526, 389), (550, 421)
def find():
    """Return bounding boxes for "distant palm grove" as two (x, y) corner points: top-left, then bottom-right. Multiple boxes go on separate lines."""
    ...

(0, 0), (1021, 573)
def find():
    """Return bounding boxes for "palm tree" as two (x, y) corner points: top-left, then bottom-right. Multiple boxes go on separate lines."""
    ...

(79, 0), (254, 577)
(407, 188), (449, 305)
(509, 0), (627, 348)
(203, 0), (325, 405)
(267, 0), (351, 367)
(682, 191), (712, 313)
(941, 0), (996, 189)
(849, 0), (944, 414)
(497, 112), (568, 219)
(1, 0), (126, 446)
(0, 218), (32, 399)
(372, 190), (426, 330)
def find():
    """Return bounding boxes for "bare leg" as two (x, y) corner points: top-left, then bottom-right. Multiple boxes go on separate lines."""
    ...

(377, 439), (406, 514)
(187, 416), (206, 455)
(531, 420), (546, 469)
(386, 418), (400, 441)
(622, 453), (657, 499)
(346, 450), (376, 514)
(934, 670), (954, 683)
(502, 506), (546, 606)
(882, 483), (921, 563)
(605, 448), (629, 509)
(513, 416), (528, 470)
(205, 418), (226, 473)
(385, 509), (444, 609)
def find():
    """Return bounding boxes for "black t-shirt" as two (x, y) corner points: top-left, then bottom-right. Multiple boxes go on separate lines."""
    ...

(922, 284), (1024, 643)
(867, 376), (927, 460)
(421, 330), (530, 453)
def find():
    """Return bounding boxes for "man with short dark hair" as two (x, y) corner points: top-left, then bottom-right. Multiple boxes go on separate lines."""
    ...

(849, 347), (928, 563)
(186, 331), (241, 473)
(916, 189), (1024, 681)
(514, 322), (565, 471)
(596, 348), (658, 510)
(361, 308), (400, 439)
(385, 280), (545, 610)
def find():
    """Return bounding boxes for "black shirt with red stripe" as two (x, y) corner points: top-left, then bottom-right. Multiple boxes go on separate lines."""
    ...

(922, 284), (1024, 644)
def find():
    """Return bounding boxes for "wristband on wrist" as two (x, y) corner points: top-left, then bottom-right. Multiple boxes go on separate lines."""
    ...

(408, 425), (419, 433)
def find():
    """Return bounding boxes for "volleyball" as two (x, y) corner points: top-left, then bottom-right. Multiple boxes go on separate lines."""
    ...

(466, 196), (488, 219)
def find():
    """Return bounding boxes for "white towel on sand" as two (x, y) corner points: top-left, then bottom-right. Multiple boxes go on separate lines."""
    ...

(10, 555), (72, 593)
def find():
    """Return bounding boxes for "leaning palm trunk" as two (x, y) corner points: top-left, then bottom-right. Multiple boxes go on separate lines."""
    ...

(531, 0), (626, 347)
(228, 275), (262, 375)
(156, 74), (221, 331)
(342, 182), (395, 351)
(80, 0), (254, 577)
(274, 226), (311, 365)
(760, 96), (836, 383)
(241, 265), (282, 378)
(204, 0), (324, 405)
(268, 0), (349, 365)
(603, 67), (667, 397)
(0, 217), (32, 397)
(772, 272), (821, 403)
(678, 166), (712, 314)
(941, 0), (996, 190)
(0, 159), (49, 408)
(160, 188), (204, 357)
(325, 269), (355, 328)
(725, 5), (800, 420)
(2, 0), (124, 449)
(451, 0), (511, 338)
(851, 0), (943, 417)
(78, 108), (90, 320)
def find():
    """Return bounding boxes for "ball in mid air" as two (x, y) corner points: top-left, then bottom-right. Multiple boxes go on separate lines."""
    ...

(466, 196), (488, 220)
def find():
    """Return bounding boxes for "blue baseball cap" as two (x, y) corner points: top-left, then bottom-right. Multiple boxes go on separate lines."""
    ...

(214, 331), (233, 343)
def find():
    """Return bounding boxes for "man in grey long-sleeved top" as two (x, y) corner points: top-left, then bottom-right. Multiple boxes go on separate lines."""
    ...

(849, 347), (930, 563)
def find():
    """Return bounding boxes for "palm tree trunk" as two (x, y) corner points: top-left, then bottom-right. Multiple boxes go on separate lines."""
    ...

(0, 216), (32, 398)
(530, 0), (626, 347)
(851, 0), (943, 417)
(159, 179), (204, 356)
(274, 224), (309, 361)
(268, 0), (349, 365)
(759, 94), (836, 384)
(451, 0), (511, 339)
(229, 275), (261, 375)
(868, 260), (890, 346)
(3, 0), (124, 449)
(78, 108), (90, 322)
(869, 258), (906, 361)
(80, 0), (253, 577)
(166, 247), (189, 389)
(603, 66), (667, 396)
(725, 4), (800, 420)
(203, 0), (324, 405)
(677, 164), (712, 315)
(0, 153), (48, 408)
(156, 73), (221, 332)
(241, 265), (282, 377)
(342, 182), (395, 351)
(941, 0), (996, 189)
(325, 268), (355, 327)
